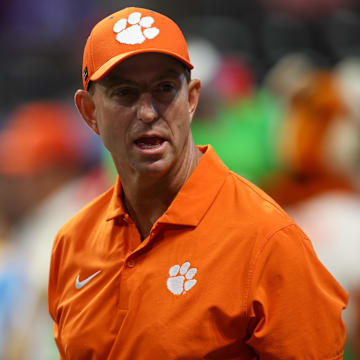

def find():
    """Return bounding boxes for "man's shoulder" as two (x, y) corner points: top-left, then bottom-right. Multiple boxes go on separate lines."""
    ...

(226, 171), (287, 212)
(216, 170), (294, 233)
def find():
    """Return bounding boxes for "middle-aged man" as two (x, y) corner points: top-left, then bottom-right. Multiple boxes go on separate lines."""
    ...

(48, 7), (348, 359)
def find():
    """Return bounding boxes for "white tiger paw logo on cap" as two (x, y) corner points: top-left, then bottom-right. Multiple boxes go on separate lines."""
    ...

(167, 262), (197, 295)
(113, 11), (160, 45)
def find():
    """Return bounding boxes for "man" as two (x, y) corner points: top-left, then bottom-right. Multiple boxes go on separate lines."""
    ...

(48, 7), (348, 359)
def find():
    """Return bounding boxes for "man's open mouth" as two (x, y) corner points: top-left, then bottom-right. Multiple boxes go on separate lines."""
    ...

(134, 136), (165, 149)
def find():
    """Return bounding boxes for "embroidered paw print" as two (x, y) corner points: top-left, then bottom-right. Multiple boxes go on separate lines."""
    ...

(113, 11), (160, 45)
(166, 262), (197, 295)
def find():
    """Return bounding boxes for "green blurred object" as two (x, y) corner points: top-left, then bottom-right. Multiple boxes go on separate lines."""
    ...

(102, 148), (117, 184)
(191, 89), (284, 186)
(344, 340), (356, 360)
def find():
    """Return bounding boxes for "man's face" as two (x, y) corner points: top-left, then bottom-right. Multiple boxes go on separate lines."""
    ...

(89, 53), (200, 178)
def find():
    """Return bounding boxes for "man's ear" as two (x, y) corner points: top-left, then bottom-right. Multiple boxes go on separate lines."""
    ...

(74, 89), (100, 135)
(188, 79), (201, 123)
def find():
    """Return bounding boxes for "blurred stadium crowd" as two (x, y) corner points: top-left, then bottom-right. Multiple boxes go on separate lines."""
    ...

(1, 0), (360, 358)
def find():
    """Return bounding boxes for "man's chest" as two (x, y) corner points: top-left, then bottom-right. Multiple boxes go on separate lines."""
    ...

(55, 225), (254, 359)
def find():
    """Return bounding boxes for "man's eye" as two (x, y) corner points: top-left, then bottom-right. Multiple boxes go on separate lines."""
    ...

(159, 83), (175, 92)
(113, 87), (137, 97)
(153, 82), (177, 102)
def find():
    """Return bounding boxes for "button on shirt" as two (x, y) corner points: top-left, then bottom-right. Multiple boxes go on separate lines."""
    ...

(48, 145), (348, 359)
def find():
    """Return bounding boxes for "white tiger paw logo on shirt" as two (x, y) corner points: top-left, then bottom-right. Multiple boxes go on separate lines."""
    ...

(113, 11), (160, 45)
(167, 262), (197, 295)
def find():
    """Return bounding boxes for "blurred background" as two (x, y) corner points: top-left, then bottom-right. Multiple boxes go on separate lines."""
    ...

(1, 0), (360, 358)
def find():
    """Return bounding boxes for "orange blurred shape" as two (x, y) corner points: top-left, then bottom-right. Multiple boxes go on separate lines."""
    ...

(264, 71), (354, 207)
(0, 101), (85, 176)
(289, 71), (345, 175)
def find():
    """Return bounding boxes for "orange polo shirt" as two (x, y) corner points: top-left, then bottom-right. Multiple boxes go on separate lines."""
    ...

(48, 145), (348, 359)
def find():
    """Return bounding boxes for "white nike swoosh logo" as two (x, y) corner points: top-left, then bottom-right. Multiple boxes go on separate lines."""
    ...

(75, 270), (101, 290)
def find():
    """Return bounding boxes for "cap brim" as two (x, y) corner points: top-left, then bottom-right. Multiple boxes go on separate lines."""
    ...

(89, 48), (193, 82)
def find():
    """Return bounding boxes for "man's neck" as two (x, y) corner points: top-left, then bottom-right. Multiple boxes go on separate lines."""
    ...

(120, 145), (202, 240)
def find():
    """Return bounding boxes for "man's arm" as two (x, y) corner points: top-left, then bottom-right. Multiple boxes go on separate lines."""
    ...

(245, 224), (348, 359)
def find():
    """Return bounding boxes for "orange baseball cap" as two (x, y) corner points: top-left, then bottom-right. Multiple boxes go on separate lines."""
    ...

(82, 7), (193, 90)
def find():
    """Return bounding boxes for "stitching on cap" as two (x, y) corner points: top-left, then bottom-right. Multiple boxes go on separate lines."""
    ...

(89, 32), (96, 77)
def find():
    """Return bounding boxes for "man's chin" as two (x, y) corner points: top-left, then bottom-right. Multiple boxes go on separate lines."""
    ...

(134, 158), (172, 178)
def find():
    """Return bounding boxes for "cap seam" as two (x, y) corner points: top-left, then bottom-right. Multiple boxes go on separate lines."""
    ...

(89, 32), (96, 84)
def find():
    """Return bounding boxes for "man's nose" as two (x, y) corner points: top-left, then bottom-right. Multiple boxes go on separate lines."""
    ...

(136, 93), (158, 123)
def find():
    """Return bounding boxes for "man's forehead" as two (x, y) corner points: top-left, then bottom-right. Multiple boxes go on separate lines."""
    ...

(100, 53), (186, 84)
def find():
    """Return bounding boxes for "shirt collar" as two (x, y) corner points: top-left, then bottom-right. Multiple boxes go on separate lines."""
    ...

(105, 145), (229, 226)
(105, 177), (126, 221)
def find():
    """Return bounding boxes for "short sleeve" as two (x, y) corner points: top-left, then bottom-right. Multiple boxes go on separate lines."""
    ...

(245, 224), (348, 359)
